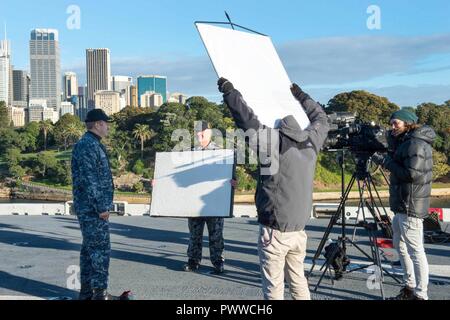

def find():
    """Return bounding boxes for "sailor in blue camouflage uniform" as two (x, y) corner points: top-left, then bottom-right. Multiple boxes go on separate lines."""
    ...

(183, 121), (236, 274)
(71, 109), (115, 300)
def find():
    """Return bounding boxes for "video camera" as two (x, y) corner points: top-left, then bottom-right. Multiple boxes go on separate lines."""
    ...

(324, 112), (388, 154)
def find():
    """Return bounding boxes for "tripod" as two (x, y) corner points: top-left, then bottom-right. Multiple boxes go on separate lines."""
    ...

(308, 150), (401, 299)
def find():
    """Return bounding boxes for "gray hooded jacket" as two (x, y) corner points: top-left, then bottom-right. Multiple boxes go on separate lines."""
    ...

(223, 89), (329, 232)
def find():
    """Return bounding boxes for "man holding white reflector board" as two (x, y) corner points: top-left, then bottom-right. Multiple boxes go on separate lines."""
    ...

(197, 20), (329, 300)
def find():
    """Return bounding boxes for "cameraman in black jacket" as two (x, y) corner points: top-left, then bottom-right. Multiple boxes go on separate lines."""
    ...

(373, 109), (435, 300)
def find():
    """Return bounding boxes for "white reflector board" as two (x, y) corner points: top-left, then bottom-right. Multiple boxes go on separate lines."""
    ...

(150, 150), (235, 218)
(196, 23), (310, 129)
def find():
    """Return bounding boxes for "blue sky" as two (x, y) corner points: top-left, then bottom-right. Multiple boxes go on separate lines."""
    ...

(2, 0), (450, 106)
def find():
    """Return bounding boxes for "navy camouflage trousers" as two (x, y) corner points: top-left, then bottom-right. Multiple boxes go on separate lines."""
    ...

(77, 213), (111, 290)
(187, 217), (225, 265)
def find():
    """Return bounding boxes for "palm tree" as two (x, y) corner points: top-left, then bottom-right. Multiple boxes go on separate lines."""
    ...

(39, 120), (54, 151)
(133, 124), (153, 159)
(63, 123), (83, 150)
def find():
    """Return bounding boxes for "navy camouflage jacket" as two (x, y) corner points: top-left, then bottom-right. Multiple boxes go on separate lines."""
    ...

(71, 131), (114, 215)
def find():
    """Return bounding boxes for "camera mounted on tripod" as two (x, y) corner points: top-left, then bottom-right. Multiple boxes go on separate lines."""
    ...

(324, 112), (388, 155)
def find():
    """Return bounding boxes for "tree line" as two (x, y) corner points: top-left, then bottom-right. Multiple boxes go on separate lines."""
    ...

(0, 92), (449, 193)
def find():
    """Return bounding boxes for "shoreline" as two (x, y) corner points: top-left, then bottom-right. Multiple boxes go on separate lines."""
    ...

(2, 188), (450, 204)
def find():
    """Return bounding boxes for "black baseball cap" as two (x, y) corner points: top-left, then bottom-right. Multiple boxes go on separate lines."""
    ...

(195, 120), (211, 132)
(84, 109), (112, 123)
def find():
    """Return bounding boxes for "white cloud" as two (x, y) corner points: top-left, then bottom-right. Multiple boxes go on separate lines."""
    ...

(62, 33), (450, 106)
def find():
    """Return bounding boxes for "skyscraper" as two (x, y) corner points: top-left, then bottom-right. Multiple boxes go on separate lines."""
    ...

(13, 70), (30, 106)
(112, 75), (132, 106)
(137, 75), (167, 106)
(7, 106), (26, 127)
(60, 101), (74, 117)
(129, 85), (138, 107)
(0, 38), (10, 105)
(111, 75), (132, 93)
(29, 29), (61, 113)
(86, 48), (111, 109)
(77, 85), (88, 121)
(28, 99), (58, 123)
(94, 90), (121, 116)
(64, 72), (78, 100)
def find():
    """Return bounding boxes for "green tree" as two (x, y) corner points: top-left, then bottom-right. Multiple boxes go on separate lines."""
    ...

(186, 97), (233, 132)
(326, 91), (400, 125)
(54, 114), (85, 150)
(9, 165), (26, 179)
(15, 122), (40, 152)
(0, 128), (22, 153)
(39, 120), (54, 151)
(111, 106), (153, 131)
(432, 150), (450, 181)
(104, 124), (134, 174)
(34, 152), (58, 178)
(133, 124), (153, 159)
(416, 103), (450, 135)
(51, 161), (72, 185)
(143, 167), (154, 180)
(64, 122), (83, 149)
(133, 181), (145, 193)
(0, 101), (9, 128)
(235, 166), (257, 192)
(416, 103), (450, 165)
(151, 103), (194, 152)
(4, 148), (22, 167)
(132, 159), (145, 175)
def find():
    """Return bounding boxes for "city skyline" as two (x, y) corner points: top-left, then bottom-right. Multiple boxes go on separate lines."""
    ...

(1, 0), (450, 106)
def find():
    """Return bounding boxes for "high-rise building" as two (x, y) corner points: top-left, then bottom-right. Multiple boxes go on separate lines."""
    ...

(8, 64), (13, 107)
(76, 85), (88, 121)
(137, 75), (167, 106)
(64, 72), (78, 101)
(13, 70), (30, 106)
(7, 106), (26, 127)
(168, 92), (188, 104)
(86, 48), (111, 109)
(129, 85), (138, 107)
(141, 91), (164, 109)
(111, 75), (132, 92)
(94, 90), (121, 116)
(27, 99), (58, 123)
(112, 75), (133, 106)
(0, 38), (11, 105)
(29, 29), (61, 113)
(60, 101), (74, 117)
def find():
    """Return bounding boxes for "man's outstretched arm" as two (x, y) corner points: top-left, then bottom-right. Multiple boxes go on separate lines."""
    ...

(218, 78), (263, 132)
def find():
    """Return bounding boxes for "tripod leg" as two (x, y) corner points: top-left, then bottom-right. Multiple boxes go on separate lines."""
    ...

(314, 239), (342, 291)
(372, 232), (386, 300)
(352, 179), (368, 242)
(310, 174), (357, 275)
(314, 260), (332, 292)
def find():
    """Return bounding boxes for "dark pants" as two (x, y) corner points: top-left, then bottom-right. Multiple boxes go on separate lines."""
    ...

(187, 217), (225, 265)
(77, 213), (111, 290)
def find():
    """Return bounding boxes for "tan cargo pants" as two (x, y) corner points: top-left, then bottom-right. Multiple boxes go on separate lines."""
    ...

(258, 225), (311, 300)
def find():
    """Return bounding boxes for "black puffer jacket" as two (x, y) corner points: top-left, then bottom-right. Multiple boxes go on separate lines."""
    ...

(223, 89), (329, 232)
(383, 126), (436, 218)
